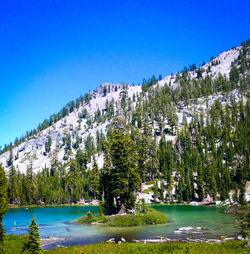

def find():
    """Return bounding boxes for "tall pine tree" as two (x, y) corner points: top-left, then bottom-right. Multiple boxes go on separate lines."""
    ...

(102, 117), (140, 213)
(23, 217), (41, 254)
(0, 164), (7, 252)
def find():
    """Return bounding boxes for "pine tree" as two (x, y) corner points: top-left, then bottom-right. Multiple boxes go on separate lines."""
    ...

(229, 64), (239, 84)
(0, 217), (5, 254)
(8, 164), (18, 203)
(0, 164), (7, 252)
(197, 166), (204, 201)
(26, 161), (35, 204)
(158, 136), (167, 177)
(23, 217), (41, 254)
(176, 175), (184, 202)
(45, 136), (52, 153)
(7, 145), (13, 167)
(7, 144), (19, 204)
(239, 181), (246, 205)
(104, 117), (140, 213)
(90, 159), (100, 200)
(100, 147), (116, 215)
(67, 159), (80, 203)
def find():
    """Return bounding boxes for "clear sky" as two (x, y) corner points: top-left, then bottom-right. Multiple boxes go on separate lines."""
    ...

(0, 0), (249, 149)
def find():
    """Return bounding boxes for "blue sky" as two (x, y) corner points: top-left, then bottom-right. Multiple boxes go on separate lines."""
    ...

(0, 0), (249, 149)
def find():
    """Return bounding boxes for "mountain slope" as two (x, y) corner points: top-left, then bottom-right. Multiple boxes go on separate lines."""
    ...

(1, 41), (249, 206)
(0, 45), (243, 173)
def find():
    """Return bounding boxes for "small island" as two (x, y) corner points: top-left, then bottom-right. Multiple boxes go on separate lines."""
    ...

(77, 207), (168, 227)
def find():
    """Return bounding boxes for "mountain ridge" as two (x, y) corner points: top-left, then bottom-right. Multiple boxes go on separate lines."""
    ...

(0, 45), (245, 173)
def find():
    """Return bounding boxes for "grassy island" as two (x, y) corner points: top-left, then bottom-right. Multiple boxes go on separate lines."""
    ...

(77, 208), (168, 227)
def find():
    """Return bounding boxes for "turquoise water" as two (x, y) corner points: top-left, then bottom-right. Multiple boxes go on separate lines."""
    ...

(4, 205), (238, 248)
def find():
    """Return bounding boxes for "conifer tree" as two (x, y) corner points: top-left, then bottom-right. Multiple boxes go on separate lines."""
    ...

(8, 164), (18, 203)
(90, 159), (100, 200)
(103, 117), (140, 213)
(100, 147), (116, 215)
(7, 144), (18, 204)
(67, 159), (80, 203)
(45, 136), (52, 153)
(197, 166), (204, 201)
(239, 182), (246, 205)
(230, 64), (239, 83)
(23, 217), (41, 254)
(26, 161), (35, 204)
(7, 145), (13, 167)
(0, 164), (7, 253)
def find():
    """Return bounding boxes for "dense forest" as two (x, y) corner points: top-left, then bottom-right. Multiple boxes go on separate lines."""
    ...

(2, 40), (250, 211)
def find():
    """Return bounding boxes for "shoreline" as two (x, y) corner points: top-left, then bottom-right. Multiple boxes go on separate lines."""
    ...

(6, 204), (245, 251)
(7, 203), (99, 209)
(41, 235), (242, 250)
(7, 201), (236, 209)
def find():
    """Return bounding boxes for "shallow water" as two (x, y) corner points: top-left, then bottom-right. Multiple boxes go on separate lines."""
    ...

(4, 205), (238, 248)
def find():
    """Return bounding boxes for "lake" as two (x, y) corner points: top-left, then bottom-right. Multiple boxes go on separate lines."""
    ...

(4, 205), (239, 249)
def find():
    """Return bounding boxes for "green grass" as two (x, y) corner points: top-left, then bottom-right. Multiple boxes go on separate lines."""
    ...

(4, 235), (27, 254)
(46, 241), (249, 254)
(78, 214), (108, 224)
(4, 235), (249, 254)
(77, 209), (168, 227)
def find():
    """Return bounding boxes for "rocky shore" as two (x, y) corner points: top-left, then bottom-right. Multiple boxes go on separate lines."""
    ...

(41, 224), (244, 251)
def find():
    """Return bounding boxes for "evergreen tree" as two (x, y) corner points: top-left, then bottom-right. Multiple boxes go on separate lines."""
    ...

(229, 64), (239, 84)
(197, 166), (204, 201)
(26, 161), (35, 204)
(23, 217), (41, 254)
(103, 117), (140, 213)
(0, 164), (7, 253)
(100, 147), (116, 215)
(8, 164), (18, 203)
(45, 136), (52, 153)
(7, 145), (13, 167)
(67, 159), (81, 203)
(90, 159), (100, 200)
(239, 182), (246, 205)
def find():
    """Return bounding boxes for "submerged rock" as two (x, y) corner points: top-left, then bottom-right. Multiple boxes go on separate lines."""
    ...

(224, 237), (235, 241)
(174, 226), (205, 234)
(174, 230), (182, 234)
(106, 238), (115, 244)
(178, 227), (194, 231)
(196, 227), (206, 230)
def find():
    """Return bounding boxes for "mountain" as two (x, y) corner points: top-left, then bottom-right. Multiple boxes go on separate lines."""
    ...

(1, 40), (249, 205)
(0, 46), (242, 172)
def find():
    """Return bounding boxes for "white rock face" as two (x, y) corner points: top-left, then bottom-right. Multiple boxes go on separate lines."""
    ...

(0, 83), (142, 173)
(0, 46), (244, 175)
(157, 47), (241, 88)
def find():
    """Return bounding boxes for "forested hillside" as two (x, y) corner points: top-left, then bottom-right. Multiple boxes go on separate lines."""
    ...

(1, 40), (249, 207)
